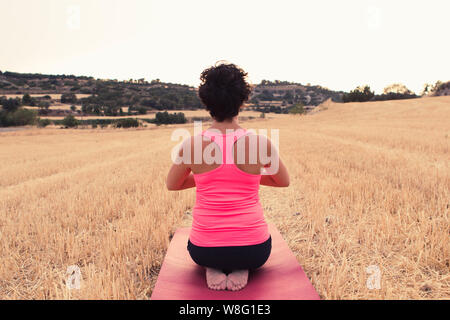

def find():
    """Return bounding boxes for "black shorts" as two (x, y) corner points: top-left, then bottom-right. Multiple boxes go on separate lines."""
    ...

(187, 236), (272, 274)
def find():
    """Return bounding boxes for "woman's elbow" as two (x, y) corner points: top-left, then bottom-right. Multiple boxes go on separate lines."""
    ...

(166, 179), (178, 191)
(279, 180), (290, 187)
(279, 176), (290, 187)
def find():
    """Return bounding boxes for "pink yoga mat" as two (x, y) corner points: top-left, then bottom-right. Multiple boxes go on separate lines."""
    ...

(151, 224), (320, 300)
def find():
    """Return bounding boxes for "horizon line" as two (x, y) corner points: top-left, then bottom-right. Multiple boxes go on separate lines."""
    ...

(1, 68), (447, 95)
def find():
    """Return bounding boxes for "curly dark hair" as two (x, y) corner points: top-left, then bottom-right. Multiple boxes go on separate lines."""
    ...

(198, 62), (252, 122)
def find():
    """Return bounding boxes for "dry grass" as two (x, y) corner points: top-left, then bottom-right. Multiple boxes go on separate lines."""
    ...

(0, 96), (448, 299)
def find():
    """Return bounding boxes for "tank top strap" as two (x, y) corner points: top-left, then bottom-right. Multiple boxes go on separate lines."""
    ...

(201, 128), (251, 164)
(224, 128), (250, 164)
(201, 129), (216, 140)
(200, 129), (225, 164)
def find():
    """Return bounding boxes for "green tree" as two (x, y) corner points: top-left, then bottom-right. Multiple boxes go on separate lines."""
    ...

(289, 103), (305, 115)
(1, 97), (21, 112)
(154, 111), (186, 125)
(114, 118), (140, 128)
(137, 106), (147, 115)
(342, 85), (375, 102)
(383, 83), (413, 95)
(62, 115), (79, 128)
(8, 108), (38, 126)
(175, 112), (186, 124)
(38, 101), (50, 115)
(22, 94), (33, 105)
(37, 118), (51, 128)
(61, 93), (77, 104)
(93, 105), (101, 115)
(422, 83), (432, 96)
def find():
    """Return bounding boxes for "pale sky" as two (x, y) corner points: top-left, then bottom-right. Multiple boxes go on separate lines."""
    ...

(0, 0), (449, 94)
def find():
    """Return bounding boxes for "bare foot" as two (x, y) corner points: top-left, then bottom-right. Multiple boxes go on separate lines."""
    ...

(206, 268), (227, 290)
(226, 270), (249, 291)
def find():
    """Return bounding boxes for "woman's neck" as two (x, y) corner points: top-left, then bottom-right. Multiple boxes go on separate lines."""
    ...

(209, 116), (243, 133)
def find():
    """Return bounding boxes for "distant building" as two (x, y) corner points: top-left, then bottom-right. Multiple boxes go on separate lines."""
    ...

(258, 100), (283, 106)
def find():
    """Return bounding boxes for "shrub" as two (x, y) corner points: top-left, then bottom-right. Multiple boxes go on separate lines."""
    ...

(342, 86), (375, 102)
(22, 94), (33, 105)
(0, 110), (7, 127)
(1, 108), (38, 127)
(37, 118), (52, 128)
(140, 98), (156, 108)
(372, 92), (418, 101)
(62, 115), (79, 128)
(154, 111), (186, 125)
(137, 106), (147, 115)
(114, 118), (140, 128)
(190, 116), (210, 122)
(80, 88), (92, 94)
(432, 80), (450, 96)
(1, 97), (22, 112)
(61, 93), (77, 104)
(383, 83), (414, 95)
(289, 103), (305, 115)
(37, 101), (51, 115)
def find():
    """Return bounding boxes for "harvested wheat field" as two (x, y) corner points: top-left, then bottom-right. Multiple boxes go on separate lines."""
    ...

(0, 96), (449, 299)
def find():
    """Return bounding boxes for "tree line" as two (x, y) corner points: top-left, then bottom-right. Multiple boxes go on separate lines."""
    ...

(39, 112), (187, 129)
(342, 81), (448, 103)
(0, 96), (37, 127)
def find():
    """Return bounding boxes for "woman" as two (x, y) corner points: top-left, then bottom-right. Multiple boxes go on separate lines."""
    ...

(166, 62), (290, 291)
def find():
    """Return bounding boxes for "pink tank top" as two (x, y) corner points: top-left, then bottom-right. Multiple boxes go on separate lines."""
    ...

(189, 128), (270, 247)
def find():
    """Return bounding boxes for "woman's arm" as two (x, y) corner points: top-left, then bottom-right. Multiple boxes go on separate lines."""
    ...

(166, 165), (196, 190)
(260, 174), (280, 187)
(166, 138), (196, 191)
(260, 157), (290, 187)
(259, 136), (290, 188)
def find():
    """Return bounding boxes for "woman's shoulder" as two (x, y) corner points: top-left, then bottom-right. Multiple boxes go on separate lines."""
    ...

(240, 132), (275, 148)
(177, 133), (217, 161)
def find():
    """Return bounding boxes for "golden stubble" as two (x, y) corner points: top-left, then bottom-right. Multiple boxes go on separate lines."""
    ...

(0, 96), (448, 299)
